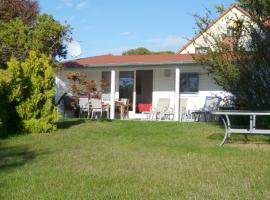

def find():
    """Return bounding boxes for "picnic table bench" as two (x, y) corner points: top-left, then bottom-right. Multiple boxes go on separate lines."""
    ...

(211, 110), (270, 146)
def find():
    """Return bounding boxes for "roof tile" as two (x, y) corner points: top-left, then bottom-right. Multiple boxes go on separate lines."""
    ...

(63, 54), (194, 67)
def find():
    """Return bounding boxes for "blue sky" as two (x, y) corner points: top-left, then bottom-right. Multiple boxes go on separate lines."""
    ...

(39, 0), (235, 59)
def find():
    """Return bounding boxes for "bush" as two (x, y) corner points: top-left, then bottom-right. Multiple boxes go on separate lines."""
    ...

(0, 70), (10, 136)
(5, 51), (59, 133)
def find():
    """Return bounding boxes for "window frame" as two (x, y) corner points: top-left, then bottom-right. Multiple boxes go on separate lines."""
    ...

(195, 47), (209, 54)
(101, 71), (111, 93)
(180, 73), (199, 94)
(226, 27), (235, 37)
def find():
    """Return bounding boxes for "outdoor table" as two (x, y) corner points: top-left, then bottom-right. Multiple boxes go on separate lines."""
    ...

(211, 110), (270, 146)
(115, 101), (128, 119)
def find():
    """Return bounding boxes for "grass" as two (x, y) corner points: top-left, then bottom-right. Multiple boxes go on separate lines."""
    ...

(1, 120), (270, 199)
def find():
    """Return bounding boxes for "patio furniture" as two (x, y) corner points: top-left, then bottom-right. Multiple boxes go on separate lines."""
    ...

(79, 97), (90, 118)
(140, 103), (153, 120)
(193, 96), (222, 121)
(164, 107), (174, 120)
(180, 98), (188, 121)
(102, 103), (110, 118)
(141, 107), (154, 120)
(101, 94), (111, 118)
(212, 110), (270, 146)
(138, 103), (152, 113)
(89, 98), (103, 119)
(56, 92), (73, 118)
(101, 93), (111, 103)
(162, 98), (188, 121)
(152, 98), (171, 120)
(119, 98), (130, 119)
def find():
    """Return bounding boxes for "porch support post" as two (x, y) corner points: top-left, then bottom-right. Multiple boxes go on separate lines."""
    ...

(110, 70), (116, 119)
(174, 67), (180, 121)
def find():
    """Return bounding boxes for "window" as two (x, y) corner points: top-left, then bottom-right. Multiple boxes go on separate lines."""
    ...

(119, 71), (134, 104)
(227, 27), (234, 37)
(101, 71), (111, 93)
(180, 73), (199, 93)
(226, 20), (242, 37)
(195, 47), (208, 54)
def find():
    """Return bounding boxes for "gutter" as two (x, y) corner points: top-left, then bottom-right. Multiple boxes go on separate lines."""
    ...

(64, 60), (197, 70)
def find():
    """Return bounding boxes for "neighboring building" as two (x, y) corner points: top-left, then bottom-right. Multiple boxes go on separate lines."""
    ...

(178, 4), (251, 54)
(57, 4), (250, 120)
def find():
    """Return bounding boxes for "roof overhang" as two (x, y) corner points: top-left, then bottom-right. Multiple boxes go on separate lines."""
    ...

(62, 60), (197, 71)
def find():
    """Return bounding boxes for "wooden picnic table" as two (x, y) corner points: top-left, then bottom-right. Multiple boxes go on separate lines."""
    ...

(211, 110), (270, 146)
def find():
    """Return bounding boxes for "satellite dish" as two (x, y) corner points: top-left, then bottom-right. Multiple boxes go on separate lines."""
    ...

(68, 38), (82, 57)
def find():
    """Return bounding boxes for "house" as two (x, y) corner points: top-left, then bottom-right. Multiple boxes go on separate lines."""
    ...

(57, 4), (251, 120)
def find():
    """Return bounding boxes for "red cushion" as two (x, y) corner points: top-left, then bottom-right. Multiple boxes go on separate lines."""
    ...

(138, 103), (152, 112)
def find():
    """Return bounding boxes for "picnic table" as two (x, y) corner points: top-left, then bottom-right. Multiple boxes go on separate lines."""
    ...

(211, 110), (270, 146)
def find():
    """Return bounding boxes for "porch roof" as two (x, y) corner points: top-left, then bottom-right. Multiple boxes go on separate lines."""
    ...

(63, 54), (195, 68)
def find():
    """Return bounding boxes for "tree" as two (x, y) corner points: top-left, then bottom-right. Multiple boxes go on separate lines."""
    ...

(0, 14), (71, 68)
(123, 47), (151, 55)
(0, 0), (39, 26)
(0, 0), (71, 134)
(238, 0), (270, 17)
(122, 47), (174, 55)
(5, 51), (59, 133)
(0, 70), (11, 136)
(193, 1), (270, 110)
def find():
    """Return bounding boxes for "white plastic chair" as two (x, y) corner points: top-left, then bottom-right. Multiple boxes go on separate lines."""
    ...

(180, 98), (188, 121)
(101, 94), (110, 118)
(79, 97), (90, 118)
(89, 98), (103, 119)
(152, 98), (170, 120)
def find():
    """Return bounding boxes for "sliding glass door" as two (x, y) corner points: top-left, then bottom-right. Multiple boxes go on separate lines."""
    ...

(136, 70), (153, 113)
(119, 71), (134, 110)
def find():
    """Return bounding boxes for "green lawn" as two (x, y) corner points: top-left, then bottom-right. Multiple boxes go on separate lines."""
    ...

(1, 120), (270, 200)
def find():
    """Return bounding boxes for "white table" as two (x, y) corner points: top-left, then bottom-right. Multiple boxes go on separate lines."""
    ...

(211, 111), (270, 146)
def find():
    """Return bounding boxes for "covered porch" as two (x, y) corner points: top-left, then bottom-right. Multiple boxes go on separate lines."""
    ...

(58, 54), (222, 121)
(108, 66), (184, 121)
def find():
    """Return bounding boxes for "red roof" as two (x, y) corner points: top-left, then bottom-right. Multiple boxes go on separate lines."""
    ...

(63, 54), (194, 67)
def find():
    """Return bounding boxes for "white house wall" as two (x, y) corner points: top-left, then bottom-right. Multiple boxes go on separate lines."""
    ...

(180, 7), (251, 54)
(152, 66), (225, 112)
(152, 68), (175, 108)
(56, 70), (120, 101)
(56, 65), (227, 118)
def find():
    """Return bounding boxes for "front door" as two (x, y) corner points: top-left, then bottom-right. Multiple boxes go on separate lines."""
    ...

(136, 70), (153, 113)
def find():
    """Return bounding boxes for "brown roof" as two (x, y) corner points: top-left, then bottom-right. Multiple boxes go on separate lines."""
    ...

(63, 54), (194, 67)
(177, 4), (250, 54)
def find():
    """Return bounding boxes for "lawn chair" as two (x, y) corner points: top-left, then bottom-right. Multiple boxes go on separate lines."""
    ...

(89, 98), (103, 119)
(152, 98), (171, 120)
(101, 94), (110, 118)
(79, 97), (90, 118)
(163, 98), (188, 121)
(192, 96), (222, 121)
(180, 98), (188, 121)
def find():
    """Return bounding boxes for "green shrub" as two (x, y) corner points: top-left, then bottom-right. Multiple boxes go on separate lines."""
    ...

(5, 51), (59, 133)
(0, 70), (10, 136)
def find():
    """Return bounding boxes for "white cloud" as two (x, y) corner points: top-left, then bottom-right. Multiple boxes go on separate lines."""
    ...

(62, 0), (73, 7)
(95, 46), (139, 55)
(120, 32), (133, 36)
(145, 36), (186, 51)
(61, 0), (87, 10)
(76, 1), (88, 10)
